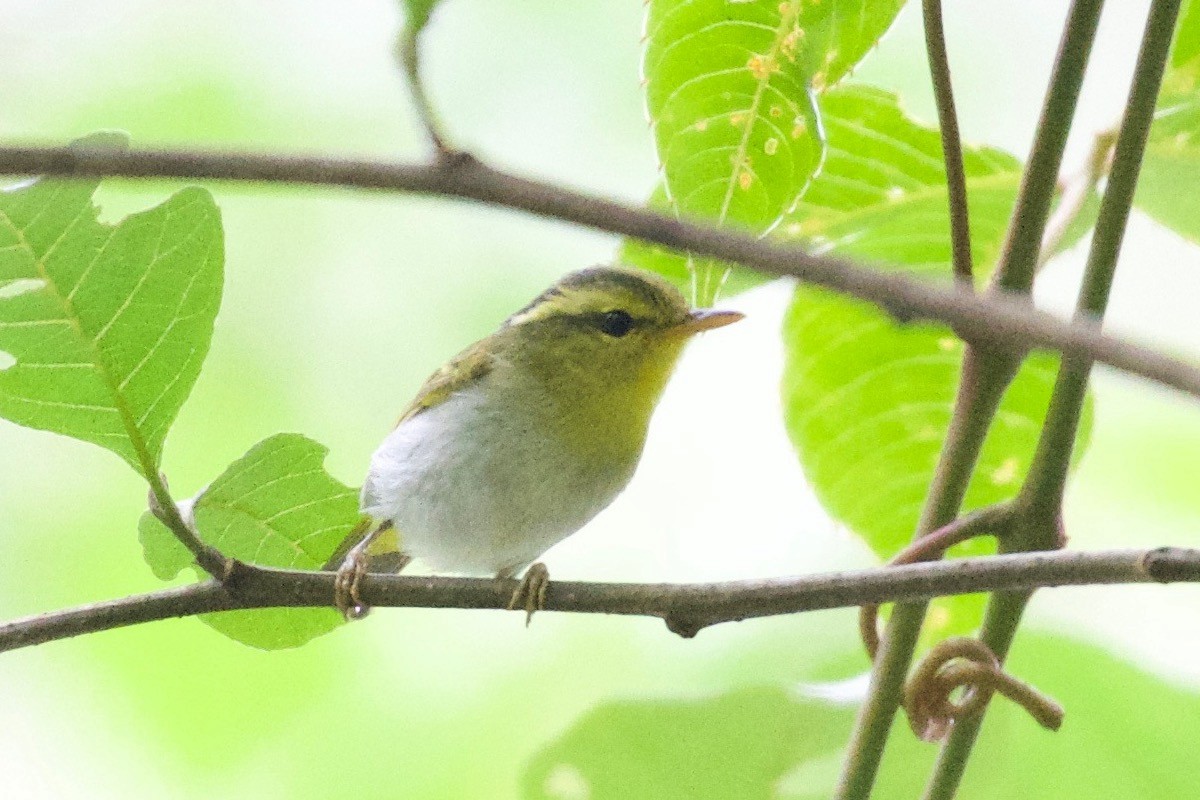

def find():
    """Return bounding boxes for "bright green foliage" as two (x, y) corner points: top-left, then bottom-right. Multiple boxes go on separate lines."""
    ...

(523, 687), (855, 800)
(781, 86), (1090, 639)
(618, 187), (770, 299)
(140, 433), (361, 649)
(0, 133), (223, 477)
(401, 0), (441, 32)
(633, 0), (904, 303)
(525, 635), (1200, 799)
(1137, 0), (1200, 242)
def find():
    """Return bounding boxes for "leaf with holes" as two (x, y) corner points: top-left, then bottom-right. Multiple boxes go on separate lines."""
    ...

(635, 0), (903, 302)
(140, 433), (361, 650)
(780, 86), (1092, 641)
(1135, 0), (1200, 241)
(0, 133), (222, 477)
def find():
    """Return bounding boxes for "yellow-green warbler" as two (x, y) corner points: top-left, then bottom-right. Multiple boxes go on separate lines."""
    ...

(328, 265), (743, 620)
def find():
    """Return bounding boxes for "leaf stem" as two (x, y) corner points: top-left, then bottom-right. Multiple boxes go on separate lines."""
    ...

(922, 0), (974, 285)
(922, 1), (1184, 796)
(1, 546), (1198, 654)
(146, 471), (236, 580)
(993, 0), (1105, 292)
(395, 3), (452, 155)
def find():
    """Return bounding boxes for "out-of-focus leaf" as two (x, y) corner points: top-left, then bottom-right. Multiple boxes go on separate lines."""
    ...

(0, 132), (223, 477)
(525, 635), (1200, 800)
(780, 86), (1092, 641)
(140, 433), (361, 650)
(523, 687), (855, 800)
(631, 1), (904, 302)
(1135, 0), (1200, 241)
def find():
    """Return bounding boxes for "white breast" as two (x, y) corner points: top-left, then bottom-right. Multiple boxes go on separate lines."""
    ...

(360, 382), (635, 576)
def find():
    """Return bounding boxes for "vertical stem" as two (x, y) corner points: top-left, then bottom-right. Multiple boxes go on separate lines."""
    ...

(992, 0), (1105, 292)
(835, 349), (1016, 800)
(836, 3), (1106, 796)
(922, 2), (1183, 797)
(923, 0), (974, 285)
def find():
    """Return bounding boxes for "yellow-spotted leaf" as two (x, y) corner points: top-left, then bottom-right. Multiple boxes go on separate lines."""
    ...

(633, 0), (903, 303)
(140, 433), (361, 649)
(0, 133), (222, 477)
(781, 86), (1091, 641)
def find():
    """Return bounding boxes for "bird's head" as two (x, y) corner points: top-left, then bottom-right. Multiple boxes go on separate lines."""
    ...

(500, 265), (743, 425)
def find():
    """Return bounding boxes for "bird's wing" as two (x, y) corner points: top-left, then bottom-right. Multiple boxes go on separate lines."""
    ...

(396, 339), (495, 426)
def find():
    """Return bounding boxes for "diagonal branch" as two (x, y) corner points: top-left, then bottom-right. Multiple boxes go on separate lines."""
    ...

(0, 145), (1198, 400)
(0, 547), (1197, 654)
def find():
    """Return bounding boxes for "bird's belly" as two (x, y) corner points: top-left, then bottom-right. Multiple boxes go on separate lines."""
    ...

(360, 390), (633, 575)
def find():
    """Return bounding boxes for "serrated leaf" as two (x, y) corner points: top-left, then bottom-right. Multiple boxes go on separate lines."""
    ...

(643, 0), (831, 304)
(632, 0), (903, 302)
(141, 433), (361, 650)
(780, 86), (1092, 641)
(0, 133), (223, 477)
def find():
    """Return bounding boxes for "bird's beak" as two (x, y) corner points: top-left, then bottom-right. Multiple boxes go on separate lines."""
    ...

(675, 308), (745, 334)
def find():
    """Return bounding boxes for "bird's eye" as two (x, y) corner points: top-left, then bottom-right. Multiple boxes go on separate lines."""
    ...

(599, 310), (634, 337)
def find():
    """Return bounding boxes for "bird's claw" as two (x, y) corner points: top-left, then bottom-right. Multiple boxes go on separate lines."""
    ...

(334, 545), (372, 620)
(507, 562), (550, 626)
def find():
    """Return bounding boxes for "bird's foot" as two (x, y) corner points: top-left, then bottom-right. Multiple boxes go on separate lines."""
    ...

(333, 541), (373, 621)
(506, 562), (550, 626)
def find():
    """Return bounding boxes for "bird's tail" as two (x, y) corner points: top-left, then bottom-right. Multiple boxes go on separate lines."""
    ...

(321, 517), (404, 571)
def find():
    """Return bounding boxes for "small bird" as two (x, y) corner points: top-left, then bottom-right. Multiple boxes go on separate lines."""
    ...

(328, 265), (743, 620)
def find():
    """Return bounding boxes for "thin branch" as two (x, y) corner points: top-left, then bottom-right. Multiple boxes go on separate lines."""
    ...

(924, 1), (1184, 797)
(395, 2), (452, 154)
(0, 547), (1197, 654)
(992, 0), (1105, 292)
(922, 0), (974, 285)
(0, 146), (1199, 402)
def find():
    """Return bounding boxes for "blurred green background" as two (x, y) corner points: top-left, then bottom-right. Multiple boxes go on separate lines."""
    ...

(2, 1), (1199, 797)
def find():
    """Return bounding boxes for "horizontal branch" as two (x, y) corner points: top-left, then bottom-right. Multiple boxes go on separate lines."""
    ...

(1, 144), (1199, 400)
(2, 547), (1198, 653)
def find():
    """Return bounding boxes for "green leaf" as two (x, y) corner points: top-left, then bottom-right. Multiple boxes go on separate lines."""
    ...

(618, 186), (772, 299)
(642, 0), (825, 304)
(524, 635), (1200, 800)
(1134, 0), (1200, 241)
(140, 433), (361, 650)
(632, 1), (903, 302)
(780, 86), (1092, 640)
(139, 508), (193, 581)
(401, 0), (441, 32)
(523, 687), (855, 800)
(0, 133), (223, 477)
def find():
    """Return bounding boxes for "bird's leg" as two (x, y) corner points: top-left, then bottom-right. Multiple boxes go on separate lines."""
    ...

(503, 562), (551, 626)
(332, 520), (409, 620)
